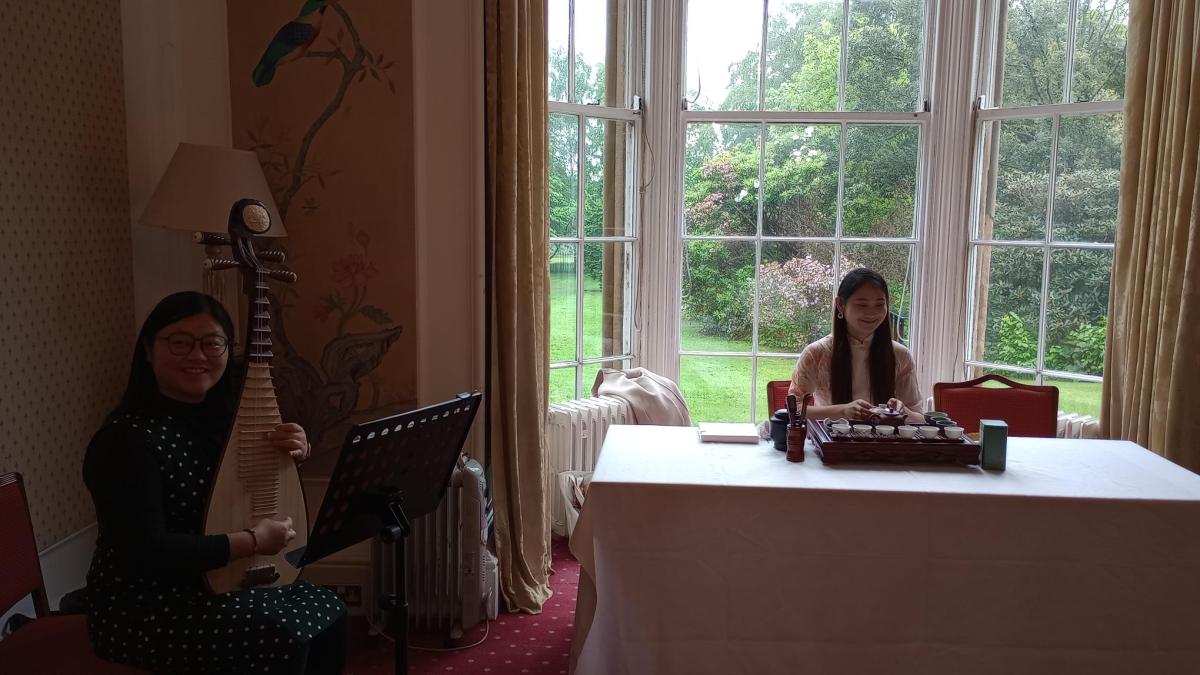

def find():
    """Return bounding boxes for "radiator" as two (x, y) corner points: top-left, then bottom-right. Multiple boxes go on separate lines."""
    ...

(546, 396), (629, 536)
(372, 456), (498, 642)
(1057, 412), (1102, 439)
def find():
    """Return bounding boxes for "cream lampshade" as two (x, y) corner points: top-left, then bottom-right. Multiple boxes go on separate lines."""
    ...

(139, 142), (285, 236)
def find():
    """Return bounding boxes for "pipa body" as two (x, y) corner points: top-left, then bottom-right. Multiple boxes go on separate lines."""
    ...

(201, 199), (307, 594)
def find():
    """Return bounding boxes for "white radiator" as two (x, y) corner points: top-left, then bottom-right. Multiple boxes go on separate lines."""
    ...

(546, 396), (629, 535)
(1057, 412), (1102, 439)
(373, 456), (498, 642)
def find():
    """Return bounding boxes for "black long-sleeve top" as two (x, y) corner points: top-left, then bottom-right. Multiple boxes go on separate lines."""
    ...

(83, 397), (231, 577)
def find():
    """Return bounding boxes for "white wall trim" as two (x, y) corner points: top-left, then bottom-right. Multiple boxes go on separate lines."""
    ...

(412, 0), (486, 456)
(121, 0), (235, 328)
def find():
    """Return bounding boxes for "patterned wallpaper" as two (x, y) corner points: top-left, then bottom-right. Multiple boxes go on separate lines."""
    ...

(0, 1), (133, 548)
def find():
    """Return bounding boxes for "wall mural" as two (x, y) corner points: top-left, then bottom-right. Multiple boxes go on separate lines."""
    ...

(228, 0), (415, 458)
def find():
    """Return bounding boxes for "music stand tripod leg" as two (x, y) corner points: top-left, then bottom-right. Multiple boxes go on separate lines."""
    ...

(381, 501), (411, 675)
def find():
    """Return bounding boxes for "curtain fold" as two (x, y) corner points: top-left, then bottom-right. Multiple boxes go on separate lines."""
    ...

(484, 0), (553, 613)
(1102, 0), (1200, 469)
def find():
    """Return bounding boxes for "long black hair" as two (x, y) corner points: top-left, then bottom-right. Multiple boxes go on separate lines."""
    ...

(112, 291), (239, 419)
(830, 268), (895, 405)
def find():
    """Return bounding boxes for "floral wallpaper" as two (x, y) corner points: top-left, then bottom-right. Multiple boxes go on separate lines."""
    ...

(226, 0), (416, 459)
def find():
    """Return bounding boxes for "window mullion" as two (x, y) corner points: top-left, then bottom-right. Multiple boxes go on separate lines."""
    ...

(1036, 114), (1062, 385)
(567, 0), (576, 104)
(575, 113), (587, 397)
(839, 0), (850, 112)
(833, 122), (848, 302)
(1063, 0), (1079, 104)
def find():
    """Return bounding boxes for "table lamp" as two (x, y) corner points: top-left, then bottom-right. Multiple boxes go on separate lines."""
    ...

(138, 142), (291, 339)
(139, 142), (284, 237)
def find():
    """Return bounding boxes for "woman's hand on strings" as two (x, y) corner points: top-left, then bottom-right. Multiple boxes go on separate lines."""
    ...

(252, 516), (296, 555)
(270, 423), (311, 462)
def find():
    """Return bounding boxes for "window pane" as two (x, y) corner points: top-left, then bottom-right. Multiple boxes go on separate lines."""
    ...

(574, 0), (608, 104)
(845, 0), (924, 112)
(971, 245), (1043, 368)
(758, 242), (835, 353)
(584, 119), (633, 237)
(680, 355), (752, 423)
(1071, 0), (1129, 103)
(755, 356), (801, 420)
(1000, 0), (1069, 107)
(1052, 113), (1122, 243)
(549, 114), (579, 238)
(841, 243), (914, 344)
(843, 125), (919, 238)
(977, 118), (1052, 241)
(583, 242), (631, 359)
(685, 0), (763, 111)
(1045, 248), (1111, 377)
(550, 243), (579, 363)
(763, 124), (840, 236)
(684, 123), (761, 236)
(763, 0), (841, 112)
(1044, 375), (1102, 417)
(682, 240), (756, 352)
(550, 366), (578, 403)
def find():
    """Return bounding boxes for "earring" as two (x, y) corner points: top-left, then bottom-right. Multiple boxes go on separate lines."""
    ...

(837, 312), (844, 319)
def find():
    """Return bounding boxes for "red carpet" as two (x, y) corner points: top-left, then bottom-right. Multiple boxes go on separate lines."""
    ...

(346, 537), (580, 675)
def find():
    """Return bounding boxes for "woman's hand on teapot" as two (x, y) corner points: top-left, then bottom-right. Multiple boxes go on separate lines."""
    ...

(887, 398), (924, 423)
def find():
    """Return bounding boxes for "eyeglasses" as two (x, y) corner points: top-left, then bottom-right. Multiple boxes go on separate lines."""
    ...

(157, 333), (230, 358)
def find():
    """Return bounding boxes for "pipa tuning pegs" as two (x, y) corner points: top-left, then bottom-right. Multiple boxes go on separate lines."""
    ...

(267, 269), (298, 284)
(194, 232), (231, 246)
(203, 257), (241, 272)
(256, 250), (286, 264)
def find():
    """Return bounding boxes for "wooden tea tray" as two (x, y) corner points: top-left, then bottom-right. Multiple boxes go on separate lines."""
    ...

(808, 418), (980, 466)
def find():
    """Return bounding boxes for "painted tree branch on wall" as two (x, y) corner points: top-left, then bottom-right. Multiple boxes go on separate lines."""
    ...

(246, 0), (405, 452)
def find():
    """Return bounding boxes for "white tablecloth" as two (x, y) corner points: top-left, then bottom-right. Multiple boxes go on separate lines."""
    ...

(568, 425), (1200, 675)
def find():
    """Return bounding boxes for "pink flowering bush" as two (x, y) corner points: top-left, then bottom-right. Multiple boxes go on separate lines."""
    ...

(756, 255), (856, 351)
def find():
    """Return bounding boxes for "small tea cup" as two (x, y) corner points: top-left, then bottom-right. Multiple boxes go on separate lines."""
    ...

(943, 426), (964, 440)
(874, 425), (895, 437)
(831, 422), (852, 436)
(918, 425), (942, 439)
(852, 424), (873, 438)
(897, 425), (917, 439)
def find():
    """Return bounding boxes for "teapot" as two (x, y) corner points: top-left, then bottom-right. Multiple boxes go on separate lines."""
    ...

(868, 406), (906, 426)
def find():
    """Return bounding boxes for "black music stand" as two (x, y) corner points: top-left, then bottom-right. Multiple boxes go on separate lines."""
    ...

(286, 392), (483, 675)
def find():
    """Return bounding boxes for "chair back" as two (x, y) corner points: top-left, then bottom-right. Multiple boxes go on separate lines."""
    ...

(767, 381), (790, 415)
(933, 374), (1059, 437)
(0, 473), (51, 618)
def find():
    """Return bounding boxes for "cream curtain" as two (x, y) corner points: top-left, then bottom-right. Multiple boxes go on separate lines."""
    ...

(1102, 0), (1200, 470)
(484, 0), (553, 612)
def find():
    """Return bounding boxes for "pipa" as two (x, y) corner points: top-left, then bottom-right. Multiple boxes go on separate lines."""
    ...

(200, 198), (306, 594)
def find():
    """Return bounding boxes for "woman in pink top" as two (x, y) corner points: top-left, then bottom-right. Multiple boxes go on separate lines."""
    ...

(789, 268), (924, 422)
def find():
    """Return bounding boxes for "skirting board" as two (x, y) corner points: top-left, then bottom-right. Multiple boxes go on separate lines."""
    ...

(1, 522), (97, 631)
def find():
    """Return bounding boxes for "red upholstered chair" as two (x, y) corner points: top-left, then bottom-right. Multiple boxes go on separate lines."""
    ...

(767, 380), (791, 414)
(933, 374), (1059, 438)
(0, 472), (145, 674)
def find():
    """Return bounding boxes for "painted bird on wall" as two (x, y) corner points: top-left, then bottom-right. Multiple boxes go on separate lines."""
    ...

(252, 0), (333, 86)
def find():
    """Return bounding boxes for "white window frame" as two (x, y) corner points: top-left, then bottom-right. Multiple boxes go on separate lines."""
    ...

(547, 0), (646, 401)
(637, 0), (980, 424)
(964, 0), (1124, 392)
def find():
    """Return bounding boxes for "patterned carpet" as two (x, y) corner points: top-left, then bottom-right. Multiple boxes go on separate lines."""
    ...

(345, 537), (580, 675)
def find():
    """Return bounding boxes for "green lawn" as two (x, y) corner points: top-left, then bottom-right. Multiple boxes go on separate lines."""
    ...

(550, 271), (1103, 422)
